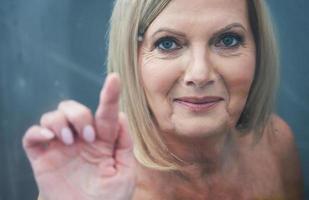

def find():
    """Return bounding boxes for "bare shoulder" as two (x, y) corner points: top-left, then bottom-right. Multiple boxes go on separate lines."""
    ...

(266, 114), (299, 158)
(266, 114), (304, 199)
(267, 114), (295, 149)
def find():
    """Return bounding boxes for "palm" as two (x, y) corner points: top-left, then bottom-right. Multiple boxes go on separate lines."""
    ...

(23, 74), (135, 200)
(33, 140), (134, 200)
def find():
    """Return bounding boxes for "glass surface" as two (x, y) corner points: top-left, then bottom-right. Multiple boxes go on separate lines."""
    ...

(0, 0), (308, 199)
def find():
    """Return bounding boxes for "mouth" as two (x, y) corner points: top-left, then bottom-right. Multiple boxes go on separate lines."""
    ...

(173, 96), (224, 112)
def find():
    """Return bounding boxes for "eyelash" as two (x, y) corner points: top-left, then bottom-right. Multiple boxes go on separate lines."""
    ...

(154, 36), (181, 53)
(214, 32), (244, 49)
(153, 32), (244, 53)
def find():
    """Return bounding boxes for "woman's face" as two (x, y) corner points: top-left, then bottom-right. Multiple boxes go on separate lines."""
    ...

(139, 0), (256, 138)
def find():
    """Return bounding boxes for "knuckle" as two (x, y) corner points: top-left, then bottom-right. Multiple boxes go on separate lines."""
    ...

(69, 113), (82, 125)
(70, 108), (92, 124)
(22, 125), (39, 146)
(81, 107), (93, 119)
(72, 107), (92, 121)
(40, 112), (53, 125)
(29, 125), (40, 132)
(58, 100), (74, 109)
(40, 111), (63, 126)
(58, 100), (94, 127)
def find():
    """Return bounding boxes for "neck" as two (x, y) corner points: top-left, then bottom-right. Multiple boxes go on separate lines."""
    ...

(134, 129), (247, 200)
(163, 128), (241, 179)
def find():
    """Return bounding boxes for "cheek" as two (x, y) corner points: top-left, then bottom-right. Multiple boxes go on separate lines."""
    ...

(142, 65), (174, 95)
(218, 55), (255, 122)
(140, 54), (184, 122)
(139, 47), (181, 96)
(141, 59), (179, 100)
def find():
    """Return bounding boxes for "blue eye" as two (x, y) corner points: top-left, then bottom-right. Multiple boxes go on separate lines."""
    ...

(216, 33), (243, 48)
(222, 36), (237, 46)
(155, 37), (180, 51)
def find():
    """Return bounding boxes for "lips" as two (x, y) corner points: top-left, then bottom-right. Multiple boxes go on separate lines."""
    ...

(174, 96), (224, 104)
(173, 96), (223, 112)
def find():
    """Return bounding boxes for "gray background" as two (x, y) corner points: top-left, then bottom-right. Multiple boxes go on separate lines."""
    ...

(0, 0), (308, 199)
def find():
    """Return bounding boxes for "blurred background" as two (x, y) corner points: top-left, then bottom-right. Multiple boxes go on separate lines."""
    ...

(0, 0), (308, 199)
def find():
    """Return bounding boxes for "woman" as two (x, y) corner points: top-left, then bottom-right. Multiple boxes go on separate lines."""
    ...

(23, 0), (304, 199)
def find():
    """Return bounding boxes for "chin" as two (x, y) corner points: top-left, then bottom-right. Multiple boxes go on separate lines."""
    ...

(158, 112), (230, 140)
(156, 102), (236, 139)
(174, 119), (230, 139)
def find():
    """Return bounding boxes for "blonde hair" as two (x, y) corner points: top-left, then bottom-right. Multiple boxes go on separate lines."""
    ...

(107, 0), (279, 170)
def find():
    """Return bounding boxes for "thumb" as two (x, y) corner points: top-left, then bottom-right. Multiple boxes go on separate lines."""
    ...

(22, 126), (55, 161)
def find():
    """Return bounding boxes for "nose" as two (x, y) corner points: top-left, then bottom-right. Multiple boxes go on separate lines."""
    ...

(183, 48), (214, 88)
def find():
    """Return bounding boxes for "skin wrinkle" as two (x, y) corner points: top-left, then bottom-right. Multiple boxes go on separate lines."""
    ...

(139, 45), (186, 125)
(138, 0), (256, 181)
(124, 0), (302, 199)
(25, 0), (301, 197)
(141, 38), (186, 61)
(139, 47), (156, 66)
(141, 33), (255, 134)
(186, 49), (235, 130)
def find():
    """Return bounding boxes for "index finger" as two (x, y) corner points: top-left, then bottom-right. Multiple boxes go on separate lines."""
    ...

(95, 73), (121, 143)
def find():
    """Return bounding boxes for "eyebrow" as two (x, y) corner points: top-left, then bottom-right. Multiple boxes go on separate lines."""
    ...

(150, 28), (186, 38)
(212, 22), (246, 38)
(150, 22), (247, 39)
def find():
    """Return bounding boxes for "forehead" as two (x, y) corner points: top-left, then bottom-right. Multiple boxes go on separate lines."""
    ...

(146, 0), (250, 35)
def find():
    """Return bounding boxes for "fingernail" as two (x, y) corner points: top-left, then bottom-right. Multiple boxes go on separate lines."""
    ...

(61, 127), (74, 145)
(40, 129), (55, 139)
(83, 125), (95, 143)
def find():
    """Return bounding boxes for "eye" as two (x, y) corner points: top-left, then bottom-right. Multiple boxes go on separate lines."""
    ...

(215, 33), (243, 48)
(154, 36), (180, 52)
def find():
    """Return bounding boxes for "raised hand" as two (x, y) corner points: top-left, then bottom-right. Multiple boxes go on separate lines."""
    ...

(23, 73), (136, 200)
